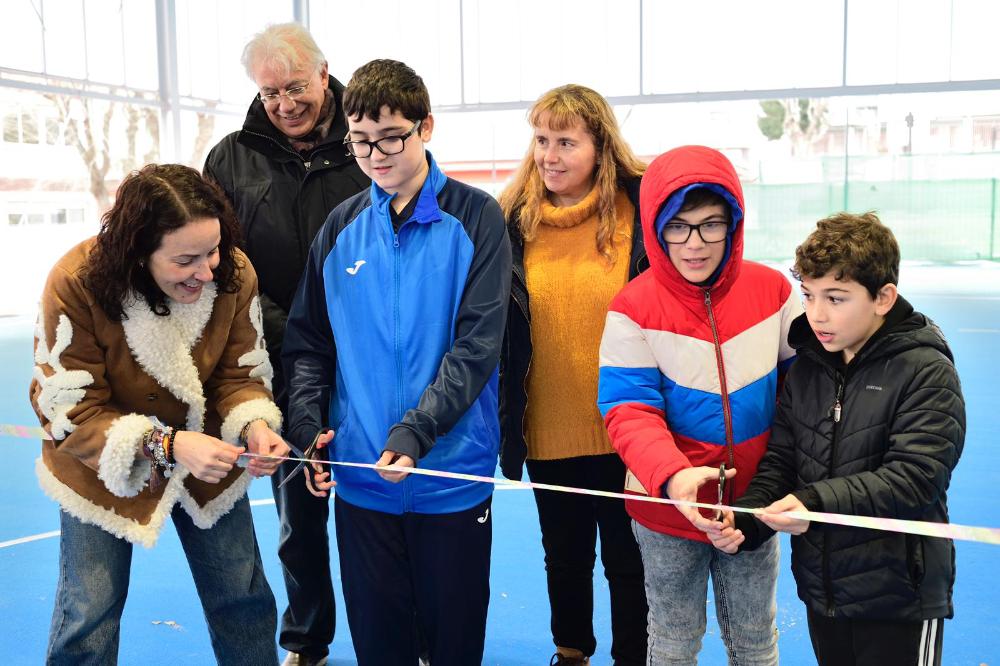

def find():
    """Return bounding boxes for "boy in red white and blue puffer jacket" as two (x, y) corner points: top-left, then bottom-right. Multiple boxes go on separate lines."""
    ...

(598, 145), (800, 664)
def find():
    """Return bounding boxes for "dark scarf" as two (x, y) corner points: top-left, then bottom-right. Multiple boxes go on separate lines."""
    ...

(287, 88), (337, 154)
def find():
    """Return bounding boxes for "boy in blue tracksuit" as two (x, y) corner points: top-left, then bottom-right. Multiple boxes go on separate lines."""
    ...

(282, 59), (511, 666)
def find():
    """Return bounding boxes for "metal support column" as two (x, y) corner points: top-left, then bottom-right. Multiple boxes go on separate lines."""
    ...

(293, 0), (310, 29)
(155, 0), (181, 162)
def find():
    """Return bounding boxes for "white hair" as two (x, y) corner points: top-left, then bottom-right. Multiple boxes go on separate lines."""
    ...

(241, 22), (326, 80)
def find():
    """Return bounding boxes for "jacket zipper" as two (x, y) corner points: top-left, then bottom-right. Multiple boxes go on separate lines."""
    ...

(393, 227), (412, 511)
(704, 290), (736, 501)
(243, 129), (315, 263)
(823, 373), (845, 616)
(511, 263), (532, 445)
(242, 129), (306, 163)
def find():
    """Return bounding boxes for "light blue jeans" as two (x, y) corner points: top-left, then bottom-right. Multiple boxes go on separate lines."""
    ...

(632, 521), (779, 666)
(46, 497), (278, 666)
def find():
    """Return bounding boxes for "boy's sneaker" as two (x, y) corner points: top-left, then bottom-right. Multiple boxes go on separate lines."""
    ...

(549, 652), (589, 665)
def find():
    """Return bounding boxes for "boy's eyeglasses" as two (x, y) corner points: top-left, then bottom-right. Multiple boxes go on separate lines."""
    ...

(257, 82), (311, 107)
(662, 221), (728, 244)
(343, 120), (422, 158)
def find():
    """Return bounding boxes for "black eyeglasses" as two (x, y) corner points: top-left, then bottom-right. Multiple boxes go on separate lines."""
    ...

(343, 120), (422, 158)
(662, 220), (728, 244)
(257, 82), (311, 107)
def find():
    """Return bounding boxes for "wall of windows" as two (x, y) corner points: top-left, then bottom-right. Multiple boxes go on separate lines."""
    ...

(1, 0), (998, 313)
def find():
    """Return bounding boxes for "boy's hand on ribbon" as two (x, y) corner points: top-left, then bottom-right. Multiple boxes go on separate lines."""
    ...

(375, 450), (415, 483)
(304, 430), (336, 497)
(758, 493), (811, 534)
(704, 510), (744, 554)
(665, 466), (737, 531)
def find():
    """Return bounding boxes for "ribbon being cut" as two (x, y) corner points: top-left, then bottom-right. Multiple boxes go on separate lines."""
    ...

(241, 451), (1000, 547)
(5, 422), (996, 546)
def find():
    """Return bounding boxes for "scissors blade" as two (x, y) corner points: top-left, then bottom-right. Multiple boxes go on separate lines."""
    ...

(715, 463), (727, 520)
(276, 431), (324, 490)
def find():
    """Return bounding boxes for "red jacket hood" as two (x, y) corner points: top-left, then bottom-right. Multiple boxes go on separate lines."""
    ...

(639, 145), (746, 302)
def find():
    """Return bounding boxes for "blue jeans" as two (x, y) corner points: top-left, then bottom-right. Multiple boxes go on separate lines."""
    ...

(46, 497), (278, 666)
(632, 521), (779, 666)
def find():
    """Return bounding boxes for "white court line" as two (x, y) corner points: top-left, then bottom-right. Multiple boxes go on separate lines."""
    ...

(958, 328), (1000, 334)
(0, 489), (523, 549)
(0, 530), (60, 549)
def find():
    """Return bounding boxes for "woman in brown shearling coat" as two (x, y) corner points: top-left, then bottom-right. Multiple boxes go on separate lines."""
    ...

(30, 164), (288, 665)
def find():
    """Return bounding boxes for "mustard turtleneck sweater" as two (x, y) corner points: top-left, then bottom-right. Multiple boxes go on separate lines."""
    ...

(523, 187), (634, 460)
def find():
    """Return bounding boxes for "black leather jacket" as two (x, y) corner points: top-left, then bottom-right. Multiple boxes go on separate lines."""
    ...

(736, 297), (966, 620)
(204, 76), (369, 407)
(499, 177), (648, 480)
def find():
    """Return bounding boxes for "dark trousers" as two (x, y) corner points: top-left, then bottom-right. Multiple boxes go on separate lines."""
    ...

(334, 494), (493, 666)
(526, 454), (648, 666)
(807, 608), (944, 666)
(271, 458), (335, 657)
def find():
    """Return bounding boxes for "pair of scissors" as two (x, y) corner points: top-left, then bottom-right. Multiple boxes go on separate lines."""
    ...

(715, 463), (727, 521)
(277, 429), (330, 490)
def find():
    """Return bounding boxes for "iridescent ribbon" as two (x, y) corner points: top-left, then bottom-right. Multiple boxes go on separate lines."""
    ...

(0, 424), (48, 439)
(243, 453), (1000, 546)
(5, 422), (997, 546)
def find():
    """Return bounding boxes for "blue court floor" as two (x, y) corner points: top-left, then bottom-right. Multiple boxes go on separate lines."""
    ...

(1, 262), (998, 665)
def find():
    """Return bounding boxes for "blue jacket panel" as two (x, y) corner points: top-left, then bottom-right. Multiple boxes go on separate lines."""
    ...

(283, 153), (512, 514)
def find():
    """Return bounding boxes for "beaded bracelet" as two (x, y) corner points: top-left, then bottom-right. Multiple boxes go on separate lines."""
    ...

(140, 426), (176, 474)
(163, 427), (176, 466)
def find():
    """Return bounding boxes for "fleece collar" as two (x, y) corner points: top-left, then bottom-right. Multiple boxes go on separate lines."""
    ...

(120, 283), (218, 432)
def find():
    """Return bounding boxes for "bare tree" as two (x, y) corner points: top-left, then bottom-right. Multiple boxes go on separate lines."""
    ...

(47, 93), (114, 213)
(189, 102), (218, 168)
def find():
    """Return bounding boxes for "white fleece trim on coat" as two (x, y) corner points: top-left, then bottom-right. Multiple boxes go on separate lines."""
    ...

(219, 397), (283, 445)
(33, 305), (94, 440)
(178, 470), (252, 529)
(120, 284), (216, 433)
(238, 295), (274, 391)
(97, 413), (155, 498)
(36, 457), (189, 549)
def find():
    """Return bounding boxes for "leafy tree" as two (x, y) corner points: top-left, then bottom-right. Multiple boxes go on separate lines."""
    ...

(758, 100), (785, 141)
(758, 98), (828, 155)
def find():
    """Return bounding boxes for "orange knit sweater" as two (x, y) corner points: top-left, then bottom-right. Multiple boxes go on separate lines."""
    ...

(523, 187), (633, 460)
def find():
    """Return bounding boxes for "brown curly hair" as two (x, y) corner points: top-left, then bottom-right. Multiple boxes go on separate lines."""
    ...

(83, 164), (242, 321)
(792, 211), (900, 298)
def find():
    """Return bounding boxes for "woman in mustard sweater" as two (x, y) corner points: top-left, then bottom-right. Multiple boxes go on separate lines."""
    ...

(498, 85), (648, 666)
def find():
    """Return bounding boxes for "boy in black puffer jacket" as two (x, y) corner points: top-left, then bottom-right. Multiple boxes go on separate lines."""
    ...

(706, 212), (965, 666)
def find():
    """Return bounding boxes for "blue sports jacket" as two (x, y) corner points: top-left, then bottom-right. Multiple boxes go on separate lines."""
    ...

(282, 152), (511, 514)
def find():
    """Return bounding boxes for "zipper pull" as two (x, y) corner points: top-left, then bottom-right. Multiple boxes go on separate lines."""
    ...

(831, 378), (845, 423)
(704, 289), (711, 307)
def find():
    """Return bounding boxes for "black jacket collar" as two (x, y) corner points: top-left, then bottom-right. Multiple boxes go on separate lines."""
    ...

(789, 294), (950, 373)
(237, 75), (354, 166)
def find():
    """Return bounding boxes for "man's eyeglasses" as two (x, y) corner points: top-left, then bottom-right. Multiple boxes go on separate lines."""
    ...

(343, 120), (422, 158)
(257, 82), (311, 107)
(662, 220), (728, 244)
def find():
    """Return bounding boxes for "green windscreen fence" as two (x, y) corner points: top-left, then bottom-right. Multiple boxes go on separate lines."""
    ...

(742, 179), (999, 261)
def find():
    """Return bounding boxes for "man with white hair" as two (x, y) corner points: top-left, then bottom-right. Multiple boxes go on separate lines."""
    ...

(204, 22), (368, 666)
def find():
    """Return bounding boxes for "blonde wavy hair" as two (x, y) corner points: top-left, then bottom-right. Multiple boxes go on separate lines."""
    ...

(498, 84), (646, 262)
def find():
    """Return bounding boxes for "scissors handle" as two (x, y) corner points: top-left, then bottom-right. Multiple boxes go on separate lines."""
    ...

(715, 463), (727, 521)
